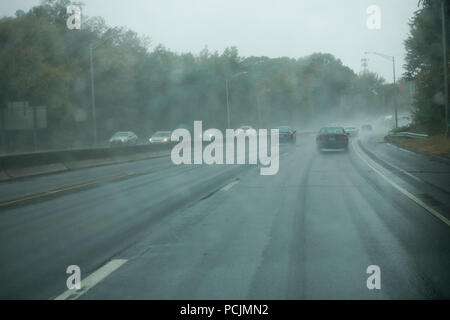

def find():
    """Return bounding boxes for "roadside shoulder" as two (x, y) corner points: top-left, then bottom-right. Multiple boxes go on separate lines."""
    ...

(385, 135), (450, 166)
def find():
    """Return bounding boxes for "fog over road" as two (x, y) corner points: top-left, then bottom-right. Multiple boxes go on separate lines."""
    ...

(1, 134), (449, 299)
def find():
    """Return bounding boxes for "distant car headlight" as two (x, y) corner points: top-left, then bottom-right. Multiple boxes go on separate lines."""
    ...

(149, 138), (152, 142)
(163, 138), (168, 142)
(121, 138), (125, 142)
(109, 139), (112, 142)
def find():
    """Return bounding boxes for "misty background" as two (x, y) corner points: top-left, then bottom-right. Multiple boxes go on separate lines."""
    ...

(0, 0), (418, 81)
(0, 0), (446, 153)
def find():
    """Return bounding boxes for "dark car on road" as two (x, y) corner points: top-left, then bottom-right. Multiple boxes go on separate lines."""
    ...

(316, 127), (349, 152)
(275, 126), (297, 143)
(109, 131), (138, 147)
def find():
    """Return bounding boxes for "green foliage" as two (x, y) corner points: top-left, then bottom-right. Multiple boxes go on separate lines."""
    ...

(0, 0), (402, 150)
(404, 0), (449, 133)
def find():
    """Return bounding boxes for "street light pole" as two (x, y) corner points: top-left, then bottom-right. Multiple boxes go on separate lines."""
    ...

(364, 51), (398, 128)
(89, 44), (98, 146)
(225, 72), (248, 128)
(442, 0), (449, 138)
(256, 94), (262, 128)
(392, 55), (398, 129)
(88, 35), (116, 147)
(225, 79), (230, 128)
(257, 88), (271, 128)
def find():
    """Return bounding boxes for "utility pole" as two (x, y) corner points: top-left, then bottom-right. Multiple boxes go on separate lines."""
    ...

(89, 44), (98, 146)
(361, 58), (369, 74)
(442, 0), (449, 138)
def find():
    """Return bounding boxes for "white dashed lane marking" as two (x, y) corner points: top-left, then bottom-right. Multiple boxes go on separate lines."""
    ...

(54, 259), (128, 300)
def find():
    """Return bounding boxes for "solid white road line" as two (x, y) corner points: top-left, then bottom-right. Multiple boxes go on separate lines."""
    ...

(54, 259), (128, 300)
(359, 142), (423, 183)
(353, 142), (450, 227)
(385, 140), (417, 155)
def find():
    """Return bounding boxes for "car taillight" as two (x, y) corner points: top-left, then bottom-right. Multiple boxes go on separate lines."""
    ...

(342, 135), (348, 140)
(317, 135), (327, 140)
(288, 131), (292, 136)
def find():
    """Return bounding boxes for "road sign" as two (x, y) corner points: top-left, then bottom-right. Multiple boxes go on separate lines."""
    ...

(2, 102), (47, 130)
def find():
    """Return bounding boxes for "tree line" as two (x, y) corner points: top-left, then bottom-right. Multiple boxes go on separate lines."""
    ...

(404, 0), (450, 134)
(0, 0), (411, 152)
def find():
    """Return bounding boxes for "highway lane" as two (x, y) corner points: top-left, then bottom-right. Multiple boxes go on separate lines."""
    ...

(78, 138), (450, 299)
(0, 153), (173, 204)
(0, 157), (251, 299)
(0, 136), (449, 299)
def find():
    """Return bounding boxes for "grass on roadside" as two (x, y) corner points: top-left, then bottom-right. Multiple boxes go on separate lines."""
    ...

(386, 134), (450, 157)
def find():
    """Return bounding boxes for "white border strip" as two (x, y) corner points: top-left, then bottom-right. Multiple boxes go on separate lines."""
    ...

(353, 142), (450, 227)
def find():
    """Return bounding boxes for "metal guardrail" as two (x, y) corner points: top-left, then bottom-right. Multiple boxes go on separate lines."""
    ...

(388, 132), (429, 138)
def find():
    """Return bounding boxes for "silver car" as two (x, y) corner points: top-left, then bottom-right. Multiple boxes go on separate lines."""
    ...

(149, 131), (172, 144)
(109, 131), (138, 147)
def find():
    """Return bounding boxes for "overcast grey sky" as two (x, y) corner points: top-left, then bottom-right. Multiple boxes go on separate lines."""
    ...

(0, 0), (420, 82)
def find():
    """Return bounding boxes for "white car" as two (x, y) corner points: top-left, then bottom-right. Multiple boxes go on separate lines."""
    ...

(109, 131), (138, 146)
(149, 131), (172, 144)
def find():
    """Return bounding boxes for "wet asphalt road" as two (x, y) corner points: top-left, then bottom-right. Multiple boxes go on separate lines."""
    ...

(0, 134), (449, 299)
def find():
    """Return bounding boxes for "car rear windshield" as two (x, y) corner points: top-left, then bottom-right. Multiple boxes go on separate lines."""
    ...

(320, 127), (345, 134)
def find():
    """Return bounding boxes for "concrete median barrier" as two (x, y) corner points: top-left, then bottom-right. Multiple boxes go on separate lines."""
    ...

(0, 132), (315, 181)
(7, 163), (69, 179)
(0, 169), (10, 182)
(0, 143), (175, 181)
